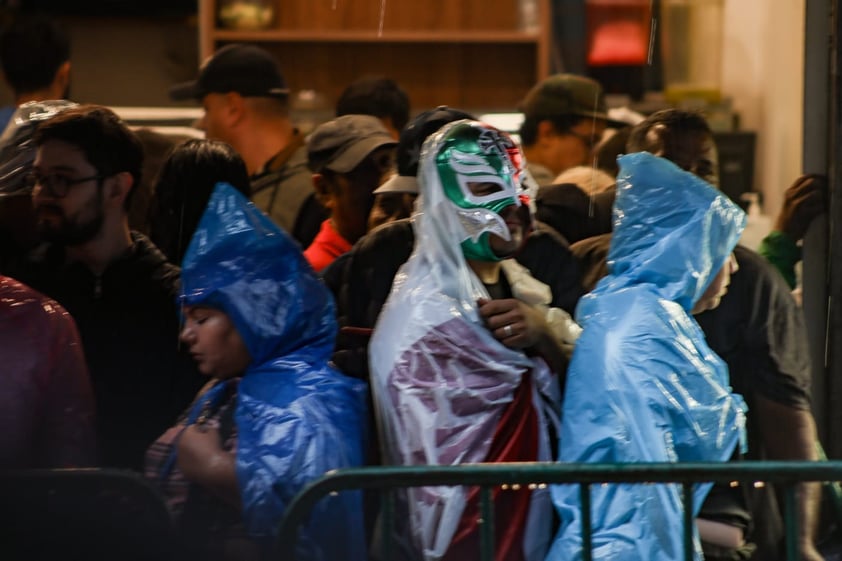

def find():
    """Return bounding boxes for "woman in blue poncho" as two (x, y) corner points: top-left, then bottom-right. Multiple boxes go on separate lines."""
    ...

(144, 183), (368, 561)
(547, 151), (747, 561)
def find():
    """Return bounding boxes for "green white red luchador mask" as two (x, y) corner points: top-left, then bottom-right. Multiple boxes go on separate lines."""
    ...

(433, 121), (529, 261)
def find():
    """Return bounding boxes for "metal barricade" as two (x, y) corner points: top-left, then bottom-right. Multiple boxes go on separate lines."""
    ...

(276, 460), (842, 561)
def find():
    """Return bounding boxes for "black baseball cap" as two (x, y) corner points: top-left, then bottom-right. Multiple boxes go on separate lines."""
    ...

(374, 106), (475, 195)
(169, 44), (290, 101)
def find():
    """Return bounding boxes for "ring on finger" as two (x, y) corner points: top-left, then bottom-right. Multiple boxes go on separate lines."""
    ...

(503, 324), (513, 337)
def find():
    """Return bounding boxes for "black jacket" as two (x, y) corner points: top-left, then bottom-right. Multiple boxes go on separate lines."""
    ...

(14, 232), (204, 470)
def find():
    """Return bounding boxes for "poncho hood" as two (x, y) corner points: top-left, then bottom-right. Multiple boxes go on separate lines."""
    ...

(180, 183), (336, 368)
(599, 151), (746, 312)
(179, 184), (367, 560)
(548, 153), (748, 561)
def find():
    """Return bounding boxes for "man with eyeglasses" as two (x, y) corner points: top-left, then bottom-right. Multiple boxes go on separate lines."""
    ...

(303, 114), (397, 273)
(518, 74), (624, 187)
(10, 104), (204, 470)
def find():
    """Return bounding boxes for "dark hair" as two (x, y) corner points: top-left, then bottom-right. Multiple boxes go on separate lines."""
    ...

(518, 113), (587, 147)
(0, 15), (70, 96)
(626, 109), (712, 154)
(336, 76), (410, 132)
(34, 105), (143, 210)
(149, 138), (251, 264)
(594, 126), (632, 177)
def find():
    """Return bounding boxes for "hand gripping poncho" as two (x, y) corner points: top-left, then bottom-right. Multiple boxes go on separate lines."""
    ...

(369, 121), (560, 561)
(180, 183), (368, 561)
(546, 152), (748, 561)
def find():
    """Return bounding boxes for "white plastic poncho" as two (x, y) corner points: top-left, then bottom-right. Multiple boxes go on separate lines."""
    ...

(369, 121), (561, 561)
(546, 152), (748, 561)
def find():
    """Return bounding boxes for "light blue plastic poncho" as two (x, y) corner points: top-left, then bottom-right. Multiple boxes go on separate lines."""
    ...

(180, 183), (368, 561)
(546, 152), (748, 561)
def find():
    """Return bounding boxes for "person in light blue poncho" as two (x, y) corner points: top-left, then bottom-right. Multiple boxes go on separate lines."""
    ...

(144, 183), (368, 561)
(546, 151), (747, 561)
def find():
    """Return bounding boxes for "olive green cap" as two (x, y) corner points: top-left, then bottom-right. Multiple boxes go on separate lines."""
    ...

(519, 74), (620, 125)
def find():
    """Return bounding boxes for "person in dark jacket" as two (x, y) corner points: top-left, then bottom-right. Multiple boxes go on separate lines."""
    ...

(10, 104), (204, 470)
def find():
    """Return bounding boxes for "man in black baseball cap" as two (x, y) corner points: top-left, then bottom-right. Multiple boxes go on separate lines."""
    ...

(170, 43), (325, 247)
(169, 44), (289, 101)
(518, 74), (624, 186)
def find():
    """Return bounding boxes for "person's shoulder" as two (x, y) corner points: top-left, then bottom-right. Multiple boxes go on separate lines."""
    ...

(246, 363), (367, 414)
(537, 182), (615, 213)
(321, 250), (352, 295)
(732, 244), (793, 294)
(528, 220), (571, 247)
(121, 232), (181, 292)
(0, 275), (77, 335)
(357, 218), (415, 255)
(258, 144), (310, 183)
(536, 183), (615, 243)
(570, 232), (612, 256)
(568, 233), (612, 292)
(0, 274), (48, 310)
(527, 161), (555, 187)
(346, 219), (415, 286)
(277, 143), (310, 180)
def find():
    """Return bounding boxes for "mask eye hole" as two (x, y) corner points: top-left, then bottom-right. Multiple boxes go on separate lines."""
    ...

(467, 181), (504, 197)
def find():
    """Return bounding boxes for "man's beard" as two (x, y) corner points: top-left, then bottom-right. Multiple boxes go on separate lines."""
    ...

(35, 194), (105, 247)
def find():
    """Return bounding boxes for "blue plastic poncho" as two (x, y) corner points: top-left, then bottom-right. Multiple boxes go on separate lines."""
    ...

(546, 152), (748, 561)
(180, 183), (368, 561)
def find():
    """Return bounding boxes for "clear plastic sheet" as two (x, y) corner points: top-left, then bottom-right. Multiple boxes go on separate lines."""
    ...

(369, 121), (559, 561)
(0, 100), (78, 195)
(547, 152), (748, 561)
(180, 183), (368, 560)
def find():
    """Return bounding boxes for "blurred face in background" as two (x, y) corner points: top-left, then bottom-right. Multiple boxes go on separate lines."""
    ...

(316, 145), (396, 243)
(650, 126), (719, 187)
(540, 118), (607, 176)
(367, 192), (416, 231)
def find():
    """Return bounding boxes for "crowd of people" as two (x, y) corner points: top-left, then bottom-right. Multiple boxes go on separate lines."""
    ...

(0, 13), (829, 561)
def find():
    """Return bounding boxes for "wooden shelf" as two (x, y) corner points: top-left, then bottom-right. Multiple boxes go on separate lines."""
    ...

(211, 29), (543, 44)
(198, 0), (552, 113)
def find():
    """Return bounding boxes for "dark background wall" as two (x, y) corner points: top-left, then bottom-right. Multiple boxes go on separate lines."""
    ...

(0, 2), (199, 107)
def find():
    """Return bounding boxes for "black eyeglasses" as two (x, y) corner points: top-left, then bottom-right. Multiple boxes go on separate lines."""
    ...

(25, 172), (103, 198)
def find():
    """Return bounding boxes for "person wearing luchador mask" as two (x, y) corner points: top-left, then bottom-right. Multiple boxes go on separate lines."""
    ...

(369, 120), (577, 561)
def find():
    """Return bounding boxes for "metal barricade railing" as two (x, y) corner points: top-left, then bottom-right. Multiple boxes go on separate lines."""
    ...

(276, 460), (842, 561)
